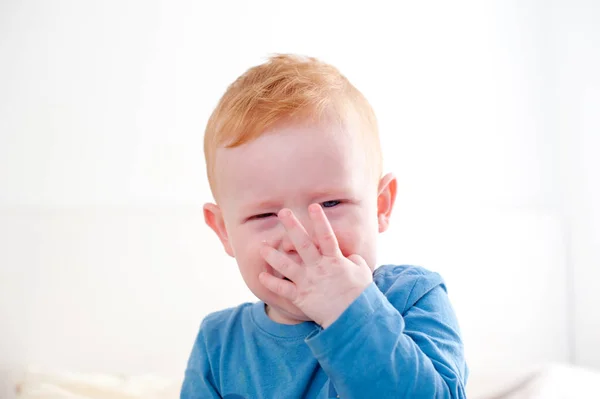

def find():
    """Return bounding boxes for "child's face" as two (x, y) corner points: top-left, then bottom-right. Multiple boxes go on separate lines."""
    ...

(204, 117), (396, 324)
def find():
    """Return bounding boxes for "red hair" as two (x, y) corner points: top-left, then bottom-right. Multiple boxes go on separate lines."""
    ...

(204, 54), (382, 197)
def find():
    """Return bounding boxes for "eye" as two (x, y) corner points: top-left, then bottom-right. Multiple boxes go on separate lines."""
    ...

(321, 200), (341, 208)
(251, 212), (276, 220)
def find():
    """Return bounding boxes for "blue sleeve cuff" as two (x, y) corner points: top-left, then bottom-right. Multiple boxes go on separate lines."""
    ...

(305, 282), (386, 357)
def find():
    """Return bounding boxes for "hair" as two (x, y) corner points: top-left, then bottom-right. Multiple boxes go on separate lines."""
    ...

(204, 54), (382, 199)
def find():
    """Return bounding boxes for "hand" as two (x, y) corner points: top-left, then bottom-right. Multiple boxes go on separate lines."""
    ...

(258, 204), (373, 328)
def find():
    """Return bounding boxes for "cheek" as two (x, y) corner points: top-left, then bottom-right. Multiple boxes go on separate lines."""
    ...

(330, 221), (366, 256)
(329, 212), (379, 264)
(229, 227), (271, 268)
(228, 228), (254, 259)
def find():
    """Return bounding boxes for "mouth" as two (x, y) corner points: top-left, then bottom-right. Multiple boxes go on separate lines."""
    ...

(283, 277), (291, 282)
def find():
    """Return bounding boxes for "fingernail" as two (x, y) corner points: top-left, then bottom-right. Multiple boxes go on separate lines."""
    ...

(280, 209), (291, 217)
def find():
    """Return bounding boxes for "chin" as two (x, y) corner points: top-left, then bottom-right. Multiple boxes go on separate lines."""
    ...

(285, 309), (312, 322)
(266, 297), (313, 323)
(247, 279), (312, 322)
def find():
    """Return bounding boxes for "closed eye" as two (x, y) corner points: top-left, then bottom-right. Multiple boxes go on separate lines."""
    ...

(249, 201), (341, 220)
(250, 212), (277, 220)
(322, 200), (341, 208)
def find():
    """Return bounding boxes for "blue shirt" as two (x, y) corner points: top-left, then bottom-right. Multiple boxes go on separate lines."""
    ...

(181, 265), (468, 398)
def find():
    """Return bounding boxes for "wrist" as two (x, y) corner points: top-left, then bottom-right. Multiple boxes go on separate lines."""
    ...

(319, 289), (365, 329)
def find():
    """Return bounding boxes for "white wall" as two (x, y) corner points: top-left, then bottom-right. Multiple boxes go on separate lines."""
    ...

(1, 0), (595, 397)
(551, 0), (600, 369)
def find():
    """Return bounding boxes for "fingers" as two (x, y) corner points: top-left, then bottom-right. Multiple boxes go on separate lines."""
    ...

(308, 204), (342, 257)
(260, 243), (302, 283)
(259, 272), (297, 300)
(278, 208), (321, 264)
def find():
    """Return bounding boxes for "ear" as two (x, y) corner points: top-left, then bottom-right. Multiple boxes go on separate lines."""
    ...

(203, 203), (235, 257)
(376, 173), (397, 233)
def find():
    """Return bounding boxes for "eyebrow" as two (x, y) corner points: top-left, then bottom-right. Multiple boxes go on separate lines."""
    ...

(242, 200), (280, 213)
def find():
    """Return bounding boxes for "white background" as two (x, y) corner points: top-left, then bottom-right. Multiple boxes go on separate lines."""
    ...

(0, 0), (598, 397)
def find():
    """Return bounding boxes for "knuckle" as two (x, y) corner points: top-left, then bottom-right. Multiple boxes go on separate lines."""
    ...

(322, 233), (336, 243)
(300, 239), (312, 250)
(329, 257), (341, 266)
(276, 283), (286, 296)
(315, 263), (328, 275)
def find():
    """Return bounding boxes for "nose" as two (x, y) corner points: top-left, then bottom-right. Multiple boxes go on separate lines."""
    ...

(278, 210), (316, 258)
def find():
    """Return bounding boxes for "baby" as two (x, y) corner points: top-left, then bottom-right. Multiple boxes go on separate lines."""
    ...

(181, 54), (468, 398)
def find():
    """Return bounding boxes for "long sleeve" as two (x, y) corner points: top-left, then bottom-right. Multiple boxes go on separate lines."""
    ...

(180, 326), (222, 399)
(305, 271), (467, 398)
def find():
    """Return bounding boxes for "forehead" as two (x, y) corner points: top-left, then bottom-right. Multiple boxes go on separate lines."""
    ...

(214, 120), (369, 204)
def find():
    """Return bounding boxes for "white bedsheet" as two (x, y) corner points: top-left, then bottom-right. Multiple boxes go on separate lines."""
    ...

(7, 362), (600, 399)
(487, 363), (600, 399)
(14, 369), (180, 399)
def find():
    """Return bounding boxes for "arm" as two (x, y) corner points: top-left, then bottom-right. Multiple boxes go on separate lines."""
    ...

(180, 327), (222, 399)
(305, 279), (467, 399)
(257, 207), (467, 397)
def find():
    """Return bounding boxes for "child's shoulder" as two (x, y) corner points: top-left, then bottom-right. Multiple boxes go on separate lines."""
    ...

(374, 264), (446, 314)
(198, 302), (254, 340)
